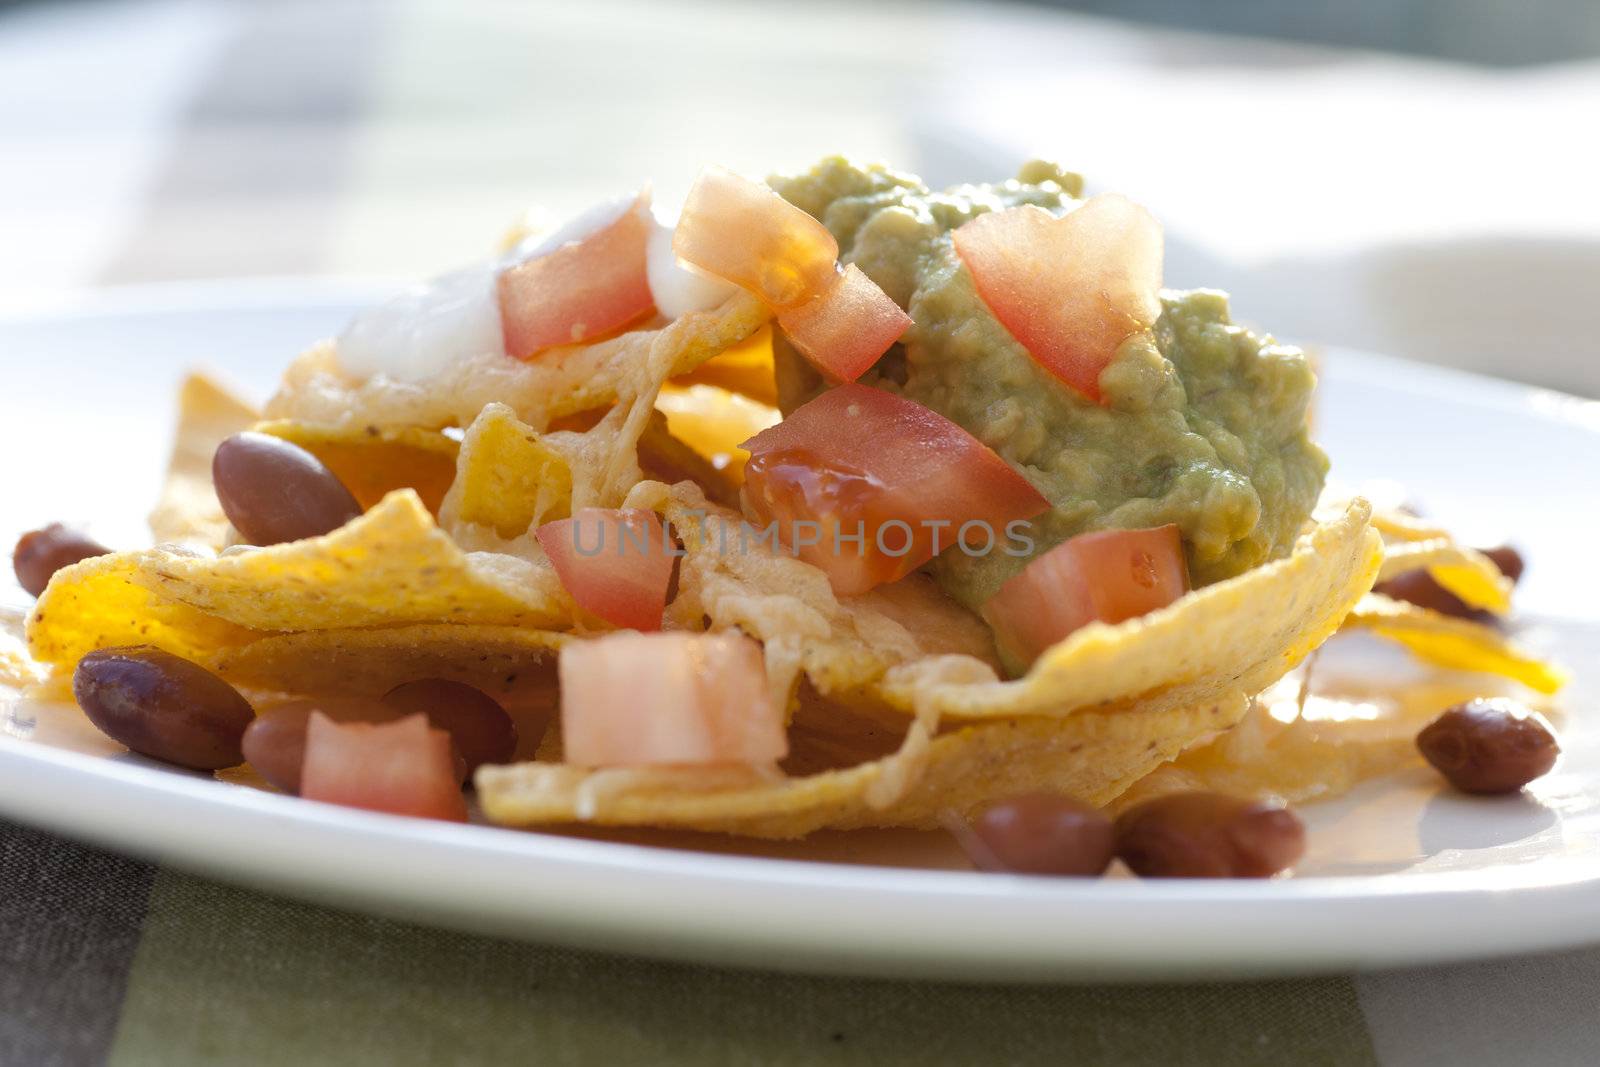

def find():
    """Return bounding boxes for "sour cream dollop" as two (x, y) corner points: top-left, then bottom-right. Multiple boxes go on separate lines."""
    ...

(508, 192), (637, 263)
(336, 185), (740, 382)
(336, 264), (503, 383)
(646, 213), (738, 320)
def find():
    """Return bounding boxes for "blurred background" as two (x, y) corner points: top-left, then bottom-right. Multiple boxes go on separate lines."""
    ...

(2, 0), (1597, 392)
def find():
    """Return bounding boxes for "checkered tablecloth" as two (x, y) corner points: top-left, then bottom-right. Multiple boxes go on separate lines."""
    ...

(3, 1), (1598, 1063)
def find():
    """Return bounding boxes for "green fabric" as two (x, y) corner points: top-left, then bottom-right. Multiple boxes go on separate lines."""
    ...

(107, 870), (1377, 1066)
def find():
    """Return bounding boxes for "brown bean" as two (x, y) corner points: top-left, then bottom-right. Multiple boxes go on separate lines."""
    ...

(963, 793), (1114, 876)
(1372, 543), (1524, 621)
(1114, 792), (1305, 878)
(13, 524), (110, 596)
(1417, 698), (1559, 794)
(381, 679), (517, 774)
(212, 432), (361, 546)
(73, 647), (254, 770)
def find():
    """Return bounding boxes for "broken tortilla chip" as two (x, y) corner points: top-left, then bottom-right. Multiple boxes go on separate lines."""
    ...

(879, 500), (1380, 721)
(481, 493), (1376, 836)
(1368, 507), (1452, 543)
(209, 623), (566, 699)
(653, 382), (779, 481)
(476, 695), (1249, 838)
(668, 322), (778, 405)
(27, 490), (571, 670)
(255, 420), (459, 513)
(148, 372), (260, 550)
(438, 403), (573, 540)
(1343, 593), (1566, 694)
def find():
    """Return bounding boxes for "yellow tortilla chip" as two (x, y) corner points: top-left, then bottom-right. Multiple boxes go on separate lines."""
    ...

(265, 293), (769, 433)
(1376, 537), (1512, 614)
(496, 491), (1374, 837)
(1343, 593), (1567, 694)
(148, 372), (260, 549)
(883, 501), (1380, 721)
(1369, 507), (1452, 542)
(28, 490), (571, 669)
(438, 404), (572, 540)
(661, 489), (1377, 725)
(669, 323), (778, 405)
(477, 695), (1248, 838)
(653, 382), (780, 480)
(209, 623), (566, 699)
(255, 420), (459, 514)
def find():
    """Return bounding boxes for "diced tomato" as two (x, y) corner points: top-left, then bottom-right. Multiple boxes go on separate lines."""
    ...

(300, 712), (469, 822)
(535, 507), (675, 631)
(982, 524), (1189, 667)
(775, 264), (912, 381)
(498, 192), (654, 358)
(672, 166), (839, 311)
(740, 384), (1049, 595)
(953, 194), (1163, 404)
(560, 631), (787, 767)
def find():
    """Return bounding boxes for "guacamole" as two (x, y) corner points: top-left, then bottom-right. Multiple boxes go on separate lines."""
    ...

(769, 157), (1328, 611)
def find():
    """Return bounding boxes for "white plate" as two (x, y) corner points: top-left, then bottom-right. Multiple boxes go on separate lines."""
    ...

(3, 281), (1598, 982)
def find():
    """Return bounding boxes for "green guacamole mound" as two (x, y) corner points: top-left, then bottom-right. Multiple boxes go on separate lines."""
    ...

(768, 157), (1329, 614)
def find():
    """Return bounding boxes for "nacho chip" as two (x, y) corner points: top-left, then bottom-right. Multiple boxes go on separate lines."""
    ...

(255, 420), (459, 513)
(438, 404), (572, 540)
(653, 383), (780, 480)
(148, 372), (260, 549)
(477, 694), (1248, 838)
(28, 490), (571, 669)
(1343, 593), (1567, 694)
(1369, 507), (1452, 543)
(517, 489), (1377, 835)
(669, 322), (779, 405)
(872, 501), (1379, 721)
(265, 293), (769, 433)
(209, 623), (566, 699)
(661, 489), (1378, 726)
(1376, 537), (1512, 614)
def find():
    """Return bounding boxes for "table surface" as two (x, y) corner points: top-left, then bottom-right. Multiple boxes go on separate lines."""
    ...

(4, 1), (1599, 1064)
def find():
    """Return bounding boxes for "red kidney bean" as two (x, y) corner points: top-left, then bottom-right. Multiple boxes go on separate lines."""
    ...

(212, 432), (361, 545)
(1114, 792), (1306, 878)
(242, 704), (315, 794)
(73, 647), (254, 770)
(963, 793), (1115, 876)
(13, 524), (110, 596)
(1417, 698), (1559, 794)
(381, 679), (517, 775)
